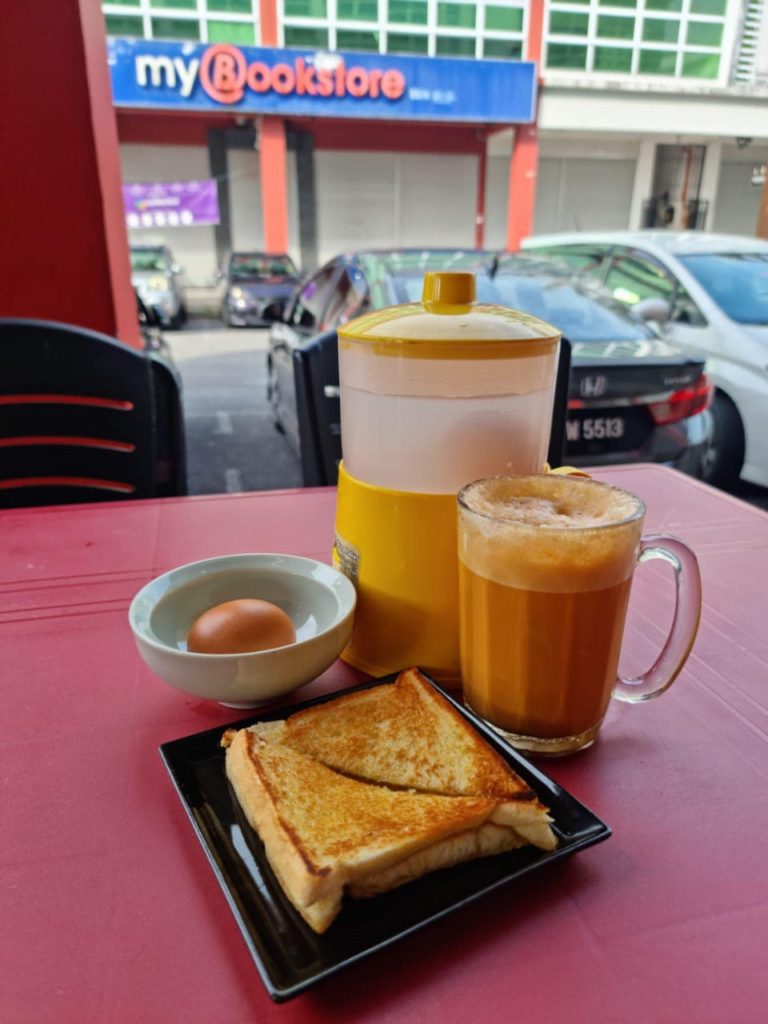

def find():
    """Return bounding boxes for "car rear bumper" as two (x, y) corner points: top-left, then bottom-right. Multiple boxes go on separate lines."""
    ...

(565, 410), (711, 478)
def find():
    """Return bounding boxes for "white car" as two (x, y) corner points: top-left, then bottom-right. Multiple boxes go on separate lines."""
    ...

(522, 231), (768, 489)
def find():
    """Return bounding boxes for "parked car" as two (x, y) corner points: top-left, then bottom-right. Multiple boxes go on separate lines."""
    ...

(267, 250), (711, 485)
(130, 245), (187, 330)
(220, 252), (302, 327)
(522, 231), (768, 489)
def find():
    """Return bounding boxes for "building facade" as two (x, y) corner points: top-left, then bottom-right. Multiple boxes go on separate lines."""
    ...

(105, 0), (768, 284)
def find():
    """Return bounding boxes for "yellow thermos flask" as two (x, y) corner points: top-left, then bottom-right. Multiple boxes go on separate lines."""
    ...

(333, 271), (561, 684)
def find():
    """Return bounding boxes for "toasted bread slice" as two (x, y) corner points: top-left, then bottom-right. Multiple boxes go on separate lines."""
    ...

(249, 668), (556, 849)
(222, 726), (516, 933)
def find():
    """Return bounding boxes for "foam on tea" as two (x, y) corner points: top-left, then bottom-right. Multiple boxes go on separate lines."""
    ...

(458, 475), (643, 593)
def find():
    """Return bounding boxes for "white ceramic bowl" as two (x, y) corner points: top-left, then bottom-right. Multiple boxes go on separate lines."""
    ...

(129, 554), (356, 707)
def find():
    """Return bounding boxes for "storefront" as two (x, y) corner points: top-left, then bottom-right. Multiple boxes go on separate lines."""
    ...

(110, 37), (538, 282)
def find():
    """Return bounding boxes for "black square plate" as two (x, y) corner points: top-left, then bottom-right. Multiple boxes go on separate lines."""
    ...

(160, 673), (610, 1002)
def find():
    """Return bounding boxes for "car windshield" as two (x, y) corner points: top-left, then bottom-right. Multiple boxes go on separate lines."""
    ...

(678, 252), (768, 325)
(131, 248), (167, 272)
(393, 265), (652, 342)
(230, 255), (296, 280)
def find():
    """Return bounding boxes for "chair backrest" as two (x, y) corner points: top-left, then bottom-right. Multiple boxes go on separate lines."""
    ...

(0, 319), (186, 508)
(292, 333), (572, 486)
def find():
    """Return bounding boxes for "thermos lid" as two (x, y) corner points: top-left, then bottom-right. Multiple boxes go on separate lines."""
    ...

(338, 271), (560, 358)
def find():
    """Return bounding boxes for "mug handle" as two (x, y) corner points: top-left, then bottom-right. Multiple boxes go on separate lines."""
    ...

(613, 535), (702, 704)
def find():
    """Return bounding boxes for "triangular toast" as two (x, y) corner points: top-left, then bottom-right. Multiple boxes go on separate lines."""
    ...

(222, 727), (523, 933)
(249, 668), (556, 850)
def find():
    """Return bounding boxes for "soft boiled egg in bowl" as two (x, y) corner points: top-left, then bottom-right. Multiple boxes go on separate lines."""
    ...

(129, 554), (356, 707)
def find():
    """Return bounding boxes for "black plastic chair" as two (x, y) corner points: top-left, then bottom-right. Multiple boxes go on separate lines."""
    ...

(293, 332), (572, 487)
(0, 319), (186, 508)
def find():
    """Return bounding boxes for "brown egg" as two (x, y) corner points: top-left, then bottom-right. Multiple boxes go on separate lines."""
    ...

(187, 599), (296, 655)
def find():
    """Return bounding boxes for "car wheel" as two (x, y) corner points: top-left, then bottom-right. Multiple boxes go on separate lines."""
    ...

(701, 392), (745, 490)
(267, 357), (285, 434)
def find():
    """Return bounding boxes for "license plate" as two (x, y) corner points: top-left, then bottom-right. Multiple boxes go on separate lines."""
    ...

(566, 416), (626, 444)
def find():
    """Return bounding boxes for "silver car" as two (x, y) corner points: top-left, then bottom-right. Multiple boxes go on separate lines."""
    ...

(130, 245), (187, 330)
(523, 231), (768, 489)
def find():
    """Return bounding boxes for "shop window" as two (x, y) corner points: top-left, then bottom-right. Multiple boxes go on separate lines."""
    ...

(483, 39), (523, 60)
(682, 52), (720, 77)
(550, 12), (590, 36)
(387, 31), (428, 53)
(644, 0), (682, 10)
(105, 14), (144, 36)
(207, 0), (253, 12)
(597, 15), (635, 40)
(689, 0), (725, 13)
(594, 46), (633, 71)
(284, 0), (327, 16)
(484, 5), (524, 32)
(388, 0), (428, 25)
(208, 20), (255, 43)
(337, 29), (380, 50)
(686, 21), (723, 47)
(547, 43), (588, 69)
(598, 0), (637, 7)
(283, 25), (330, 46)
(638, 49), (677, 74)
(151, 17), (201, 40)
(642, 18), (681, 43)
(150, 0), (196, 8)
(435, 36), (476, 56)
(337, 0), (379, 21)
(437, 2), (476, 30)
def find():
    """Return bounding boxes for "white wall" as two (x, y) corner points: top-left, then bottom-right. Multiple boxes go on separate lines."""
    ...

(120, 143), (218, 285)
(713, 143), (768, 235)
(314, 151), (477, 263)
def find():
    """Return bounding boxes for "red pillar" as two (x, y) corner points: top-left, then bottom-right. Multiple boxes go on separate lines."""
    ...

(506, 0), (545, 252)
(259, 118), (290, 254)
(475, 137), (488, 250)
(258, 1), (289, 255)
(0, 0), (140, 348)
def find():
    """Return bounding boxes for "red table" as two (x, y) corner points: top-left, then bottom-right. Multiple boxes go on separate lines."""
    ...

(2, 465), (767, 1024)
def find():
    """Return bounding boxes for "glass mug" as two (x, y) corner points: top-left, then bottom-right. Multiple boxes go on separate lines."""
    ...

(457, 474), (702, 756)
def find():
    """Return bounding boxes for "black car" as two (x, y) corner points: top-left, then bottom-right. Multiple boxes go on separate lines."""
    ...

(267, 250), (712, 486)
(221, 252), (302, 327)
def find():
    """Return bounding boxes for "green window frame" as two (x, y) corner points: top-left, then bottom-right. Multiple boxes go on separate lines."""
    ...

(437, 2), (476, 30)
(337, 0), (378, 21)
(681, 52), (720, 77)
(206, 0), (253, 12)
(597, 15), (635, 40)
(337, 29), (381, 51)
(686, 22), (723, 47)
(642, 18), (681, 44)
(483, 39), (523, 60)
(598, 0), (637, 8)
(550, 12), (590, 36)
(546, 43), (588, 69)
(151, 17), (200, 40)
(284, 0), (328, 16)
(435, 36), (476, 56)
(638, 49), (677, 74)
(689, 0), (725, 13)
(105, 13), (144, 37)
(207, 20), (256, 44)
(644, 0), (682, 11)
(387, 1), (428, 25)
(283, 25), (330, 47)
(109, 0), (141, 6)
(387, 31), (428, 53)
(484, 6), (524, 32)
(594, 46), (633, 72)
(150, 0), (195, 8)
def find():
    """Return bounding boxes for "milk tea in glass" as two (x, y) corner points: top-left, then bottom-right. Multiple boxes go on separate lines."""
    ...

(458, 474), (702, 755)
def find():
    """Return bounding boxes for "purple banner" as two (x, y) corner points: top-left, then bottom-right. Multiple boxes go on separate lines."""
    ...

(123, 179), (220, 228)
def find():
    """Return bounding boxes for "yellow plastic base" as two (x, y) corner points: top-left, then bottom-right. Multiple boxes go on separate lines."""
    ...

(333, 464), (461, 683)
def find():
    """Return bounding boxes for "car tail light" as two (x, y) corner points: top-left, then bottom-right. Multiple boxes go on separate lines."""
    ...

(649, 373), (713, 426)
